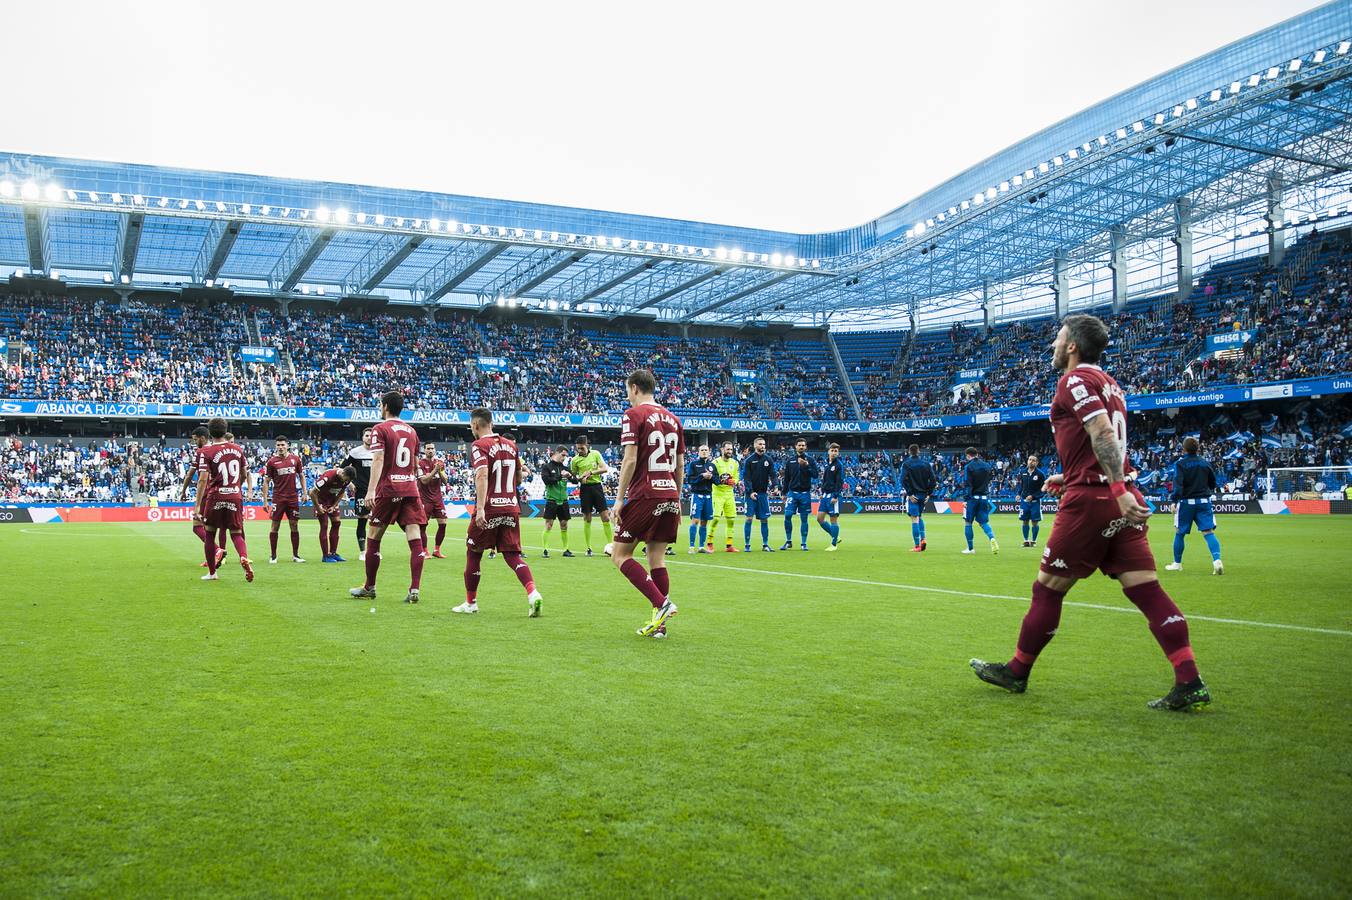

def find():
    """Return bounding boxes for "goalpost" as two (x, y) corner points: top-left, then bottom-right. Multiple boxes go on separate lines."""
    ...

(1263, 466), (1352, 500)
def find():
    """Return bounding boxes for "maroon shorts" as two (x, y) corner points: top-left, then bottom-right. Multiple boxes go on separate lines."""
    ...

(270, 501), (301, 523)
(614, 499), (681, 546)
(1040, 486), (1157, 580)
(466, 515), (522, 554)
(205, 497), (244, 532)
(422, 501), (447, 520)
(369, 495), (427, 530)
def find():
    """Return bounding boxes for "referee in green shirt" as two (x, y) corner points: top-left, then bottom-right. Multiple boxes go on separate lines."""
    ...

(569, 435), (613, 556)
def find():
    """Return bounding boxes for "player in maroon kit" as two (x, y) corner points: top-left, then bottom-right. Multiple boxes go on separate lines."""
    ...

(610, 369), (684, 639)
(181, 425), (226, 569)
(417, 442), (450, 559)
(455, 408), (543, 617)
(970, 315), (1210, 710)
(311, 465), (356, 563)
(349, 391), (428, 604)
(261, 436), (307, 564)
(195, 417), (254, 583)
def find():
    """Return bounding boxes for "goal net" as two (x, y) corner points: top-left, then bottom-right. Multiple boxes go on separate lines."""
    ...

(1264, 466), (1352, 500)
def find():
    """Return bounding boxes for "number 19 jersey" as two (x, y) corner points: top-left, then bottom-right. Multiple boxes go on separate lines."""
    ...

(369, 419), (421, 498)
(1050, 363), (1137, 488)
(620, 402), (685, 501)
(470, 434), (521, 516)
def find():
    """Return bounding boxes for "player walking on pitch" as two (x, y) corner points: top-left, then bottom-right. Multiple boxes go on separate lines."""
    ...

(455, 408), (543, 616)
(902, 444), (935, 552)
(311, 466), (356, 562)
(417, 442), (451, 559)
(971, 314), (1210, 710)
(960, 447), (999, 554)
(261, 436), (307, 564)
(816, 442), (844, 550)
(348, 392), (428, 604)
(1165, 437), (1224, 575)
(610, 369), (684, 638)
(1019, 454), (1047, 547)
(195, 417), (254, 582)
(182, 425), (225, 569)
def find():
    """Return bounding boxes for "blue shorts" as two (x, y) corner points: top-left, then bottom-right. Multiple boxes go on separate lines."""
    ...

(819, 493), (840, 516)
(745, 491), (771, 520)
(907, 496), (928, 518)
(1019, 500), (1043, 522)
(690, 493), (713, 521)
(1175, 499), (1216, 534)
(784, 491), (813, 516)
(964, 497), (991, 524)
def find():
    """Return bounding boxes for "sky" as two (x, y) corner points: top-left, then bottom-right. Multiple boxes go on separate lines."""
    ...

(0, 0), (1324, 234)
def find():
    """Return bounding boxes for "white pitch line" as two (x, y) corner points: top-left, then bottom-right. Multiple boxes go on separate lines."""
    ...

(666, 559), (1352, 638)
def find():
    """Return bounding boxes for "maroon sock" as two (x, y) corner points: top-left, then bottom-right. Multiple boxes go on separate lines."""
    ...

(204, 535), (218, 573)
(231, 532), (249, 560)
(364, 537), (382, 588)
(1009, 580), (1066, 678)
(318, 516), (331, 556)
(619, 558), (667, 609)
(651, 566), (670, 598)
(1123, 580), (1200, 684)
(464, 550), (483, 600)
(435, 523), (446, 550)
(290, 528), (301, 557)
(500, 552), (536, 594)
(193, 524), (209, 544)
(269, 531), (279, 559)
(329, 521), (341, 555)
(408, 538), (425, 590)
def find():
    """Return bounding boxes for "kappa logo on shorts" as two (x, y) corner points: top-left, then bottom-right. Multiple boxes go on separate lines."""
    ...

(619, 530), (632, 539)
(1050, 558), (1068, 569)
(1100, 516), (1144, 538)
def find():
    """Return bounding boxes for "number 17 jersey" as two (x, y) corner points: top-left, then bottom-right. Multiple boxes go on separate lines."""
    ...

(620, 402), (685, 501)
(470, 434), (521, 516)
(369, 419), (421, 498)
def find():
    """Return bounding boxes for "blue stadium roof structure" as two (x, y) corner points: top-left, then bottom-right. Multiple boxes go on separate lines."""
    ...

(1, 3), (1350, 329)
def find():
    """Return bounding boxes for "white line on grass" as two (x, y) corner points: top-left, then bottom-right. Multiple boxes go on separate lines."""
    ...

(667, 560), (1352, 638)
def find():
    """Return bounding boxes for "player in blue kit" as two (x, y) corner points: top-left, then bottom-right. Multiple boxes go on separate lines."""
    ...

(816, 442), (845, 551)
(901, 443), (936, 552)
(686, 444), (717, 554)
(1018, 454), (1047, 547)
(961, 447), (999, 555)
(780, 438), (818, 550)
(741, 437), (777, 552)
(1165, 436), (1224, 575)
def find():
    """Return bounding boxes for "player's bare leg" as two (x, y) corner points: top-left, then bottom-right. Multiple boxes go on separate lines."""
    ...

(350, 521), (387, 599)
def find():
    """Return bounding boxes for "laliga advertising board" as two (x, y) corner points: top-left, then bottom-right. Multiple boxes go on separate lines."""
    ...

(11, 503), (475, 524)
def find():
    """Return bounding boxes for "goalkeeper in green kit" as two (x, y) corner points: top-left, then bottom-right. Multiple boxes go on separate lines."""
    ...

(570, 435), (613, 556)
(540, 446), (575, 558)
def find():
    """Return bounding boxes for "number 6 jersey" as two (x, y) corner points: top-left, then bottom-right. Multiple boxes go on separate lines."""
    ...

(470, 433), (521, 516)
(620, 402), (685, 501)
(1049, 363), (1137, 488)
(369, 419), (422, 498)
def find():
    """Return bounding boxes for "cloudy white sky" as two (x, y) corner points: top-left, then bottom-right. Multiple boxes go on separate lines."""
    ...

(0, 0), (1321, 233)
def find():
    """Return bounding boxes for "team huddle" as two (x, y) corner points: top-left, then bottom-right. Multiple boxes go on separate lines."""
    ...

(183, 314), (1215, 708)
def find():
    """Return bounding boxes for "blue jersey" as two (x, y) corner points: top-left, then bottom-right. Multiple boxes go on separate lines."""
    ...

(781, 455), (818, 494)
(1172, 454), (1216, 501)
(901, 456), (936, 498)
(1017, 467), (1047, 500)
(820, 458), (844, 494)
(686, 458), (717, 495)
(743, 452), (776, 493)
(963, 459), (994, 499)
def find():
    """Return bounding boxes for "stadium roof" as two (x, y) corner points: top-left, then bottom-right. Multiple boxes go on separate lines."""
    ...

(1, 2), (1350, 329)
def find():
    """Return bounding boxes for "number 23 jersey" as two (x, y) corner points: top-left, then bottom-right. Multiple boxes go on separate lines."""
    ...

(620, 402), (685, 501)
(369, 419), (421, 498)
(1050, 363), (1137, 488)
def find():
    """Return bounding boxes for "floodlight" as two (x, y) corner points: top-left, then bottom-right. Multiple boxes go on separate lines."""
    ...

(205, 279), (215, 288)
(194, 199), (205, 211)
(913, 222), (926, 236)
(0, 181), (14, 198)
(132, 194), (143, 205)
(317, 286), (326, 296)
(120, 274), (130, 284)
(730, 249), (744, 263)
(515, 229), (525, 238)
(66, 190), (77, 200)
(178, 199), (189, 209)
(1131, 122), (1143, 132)
(261, 206), (271, 216)
(1068, 149), (1078, 160)
(972, 193), (984, 205)
(715, 247), (728, 260)
(1210, 89), (1221, 101)
(1011, 176), (1022, 187)
(1339, 41), (1350, 55)
(1185, 98), (1197, 110)
(960, 200), (970, 210)
(428, 218), (440, 231)
(301, 286), (310, 295)
(215, 201), (226, 212)
(533, 229), (543, 240)
(1038, 162), (1049, 174)
(1155, 113), (1166, 125)
(50, 269), (59, 279)
(44, 183), (63, 202)
(811, 260), (820, 268)
(103, 273), (113, 283)
(1265, 67), (1279, 80)
(1097, 135), (1108, 146)
(1173, 105), (1184, 118)
(784, 255), (795, 266)
(1115, 128), (1127, 139)
(1248, 74), (1260, 86)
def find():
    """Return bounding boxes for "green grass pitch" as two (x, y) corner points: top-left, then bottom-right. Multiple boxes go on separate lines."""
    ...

(2, 513), (1350, 896)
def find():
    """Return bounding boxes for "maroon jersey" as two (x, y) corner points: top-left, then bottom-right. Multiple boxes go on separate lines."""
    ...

(470, 434), (521, 516)
(369, 419), (420, 498)
(1049, 364), (1137, 488)
(417, 456), (446, 507)
(199, 441), (247, 501)
(312, 468), (348, 508)
(620, 402), (685, 501)
(264, 453), (303, 503)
